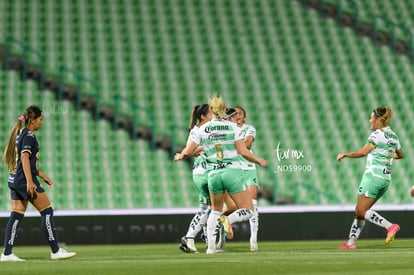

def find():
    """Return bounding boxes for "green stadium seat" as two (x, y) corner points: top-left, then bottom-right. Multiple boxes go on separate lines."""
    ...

(2, 0), (414, 207)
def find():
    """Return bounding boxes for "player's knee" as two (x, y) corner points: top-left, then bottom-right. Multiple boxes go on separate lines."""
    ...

(355, 208), (366, 219)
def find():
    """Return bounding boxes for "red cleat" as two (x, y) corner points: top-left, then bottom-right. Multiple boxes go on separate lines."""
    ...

(385, 224), (400, 245)
(339, 243), (356, 250)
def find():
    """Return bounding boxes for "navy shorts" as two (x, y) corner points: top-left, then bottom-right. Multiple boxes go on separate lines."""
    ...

(8, 174), (45, 201)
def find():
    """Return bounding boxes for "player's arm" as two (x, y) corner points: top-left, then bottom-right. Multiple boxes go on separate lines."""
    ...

(192, 146), (204, 156)
(235, 140), (267, 167)
(174, 141), (198, 161)
(21, 151), (36, 197)
(38, 170), (53, 187)
(394, 148), (404, 159)
(336, 144), (374, 161)
(244, 136), (254, 149)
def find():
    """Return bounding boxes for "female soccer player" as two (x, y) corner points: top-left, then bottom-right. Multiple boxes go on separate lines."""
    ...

(175, 95), (267, 254)
(215, 108), (239, 251)
(336, 107), (404, 249)
(218, 107), (260, 251)
(234, 106), (260, 251)
(1, 105), (76, 261)
(177, 104), (212, 253)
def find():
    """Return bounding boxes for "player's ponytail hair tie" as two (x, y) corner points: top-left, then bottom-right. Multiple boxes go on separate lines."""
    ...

(18, 115), (26, 122)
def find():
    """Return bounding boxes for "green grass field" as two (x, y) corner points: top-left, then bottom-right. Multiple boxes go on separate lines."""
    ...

(1, 239), (414, 274)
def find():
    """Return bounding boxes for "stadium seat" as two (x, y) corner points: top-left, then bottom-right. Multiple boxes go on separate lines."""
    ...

(1, 0), (413, 208)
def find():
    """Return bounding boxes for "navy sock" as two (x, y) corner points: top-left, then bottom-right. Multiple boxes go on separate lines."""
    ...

(3, 211), (24, 255)
(40, 207), (59, 253)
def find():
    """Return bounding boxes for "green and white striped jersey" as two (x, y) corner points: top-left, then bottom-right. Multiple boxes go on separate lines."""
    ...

(189, 119), (244, 174)
(187, 126), (207, 175)
(239, 123), (257, 171)
(365, 126), (401, 181)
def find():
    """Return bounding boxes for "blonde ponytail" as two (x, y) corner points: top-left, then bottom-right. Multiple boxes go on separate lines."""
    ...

(208, 94), (226, 119)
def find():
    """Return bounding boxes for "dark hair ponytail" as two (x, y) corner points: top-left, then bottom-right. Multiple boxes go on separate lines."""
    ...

(188, 105), (200, 133)
(187, 104), (209, 133)
(2, 105), (42, 172)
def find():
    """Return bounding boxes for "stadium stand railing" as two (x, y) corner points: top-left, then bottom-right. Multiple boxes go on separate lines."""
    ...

(302, 0), (414, 62)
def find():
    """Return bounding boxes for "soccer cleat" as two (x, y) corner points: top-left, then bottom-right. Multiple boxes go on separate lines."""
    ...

(50, 248), (76, 260)
(215, 248), (225, 253)
(250, 237), (258, 252)
(206, 248), (216, 254)
(0, 253), (25, 262)
(385, 224), (400, 245)
(219, 215), (233, 240)
(179, 243), (188, 253)
(179, 237), (198, 253)
(339, 243), (356, 250)
(179, 237), (189, 253)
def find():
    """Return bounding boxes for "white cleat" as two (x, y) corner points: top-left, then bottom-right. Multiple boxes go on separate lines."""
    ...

(206, 248), (216, 254)
(179, 237), (198, 253)
(184, 238), (198, 253)
(250, 238), (258, 252)
(51, 248), (76, 260)
(0, 253), (25, 262)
